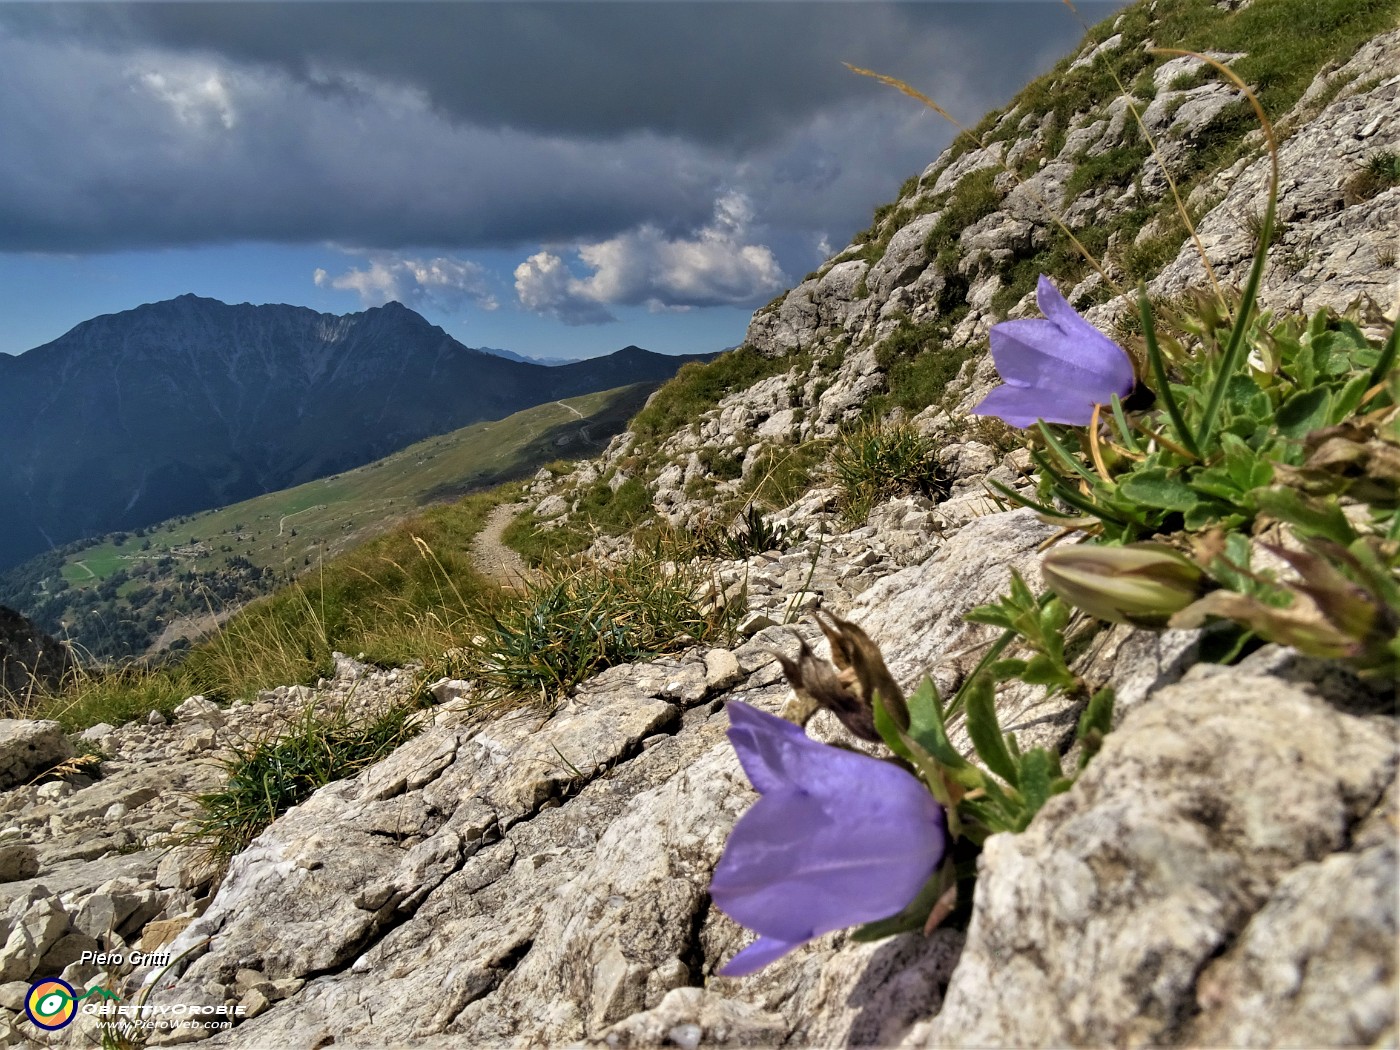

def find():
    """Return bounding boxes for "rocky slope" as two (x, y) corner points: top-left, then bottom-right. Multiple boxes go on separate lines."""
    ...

(0, 5), (1396, 1048)
(4, 495), (1388, 1048)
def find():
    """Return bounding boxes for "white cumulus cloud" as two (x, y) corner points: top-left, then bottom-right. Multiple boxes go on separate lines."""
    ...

(513, 192), (787, 326)
(315, 253), (499, 312)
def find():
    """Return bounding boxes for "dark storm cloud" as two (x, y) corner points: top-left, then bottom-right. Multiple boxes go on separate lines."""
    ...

(0, 2), (1125, 256)
(7, 3), (1115, 147)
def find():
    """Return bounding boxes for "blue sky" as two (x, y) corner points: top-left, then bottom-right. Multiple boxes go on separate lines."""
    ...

(0, 2), (1122, 361)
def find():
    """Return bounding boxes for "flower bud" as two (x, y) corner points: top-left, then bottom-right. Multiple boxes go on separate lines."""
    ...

(1041, 542), (1204, 626)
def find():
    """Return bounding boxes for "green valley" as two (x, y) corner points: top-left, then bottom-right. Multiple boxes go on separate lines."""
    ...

(0, 382), (658, 659)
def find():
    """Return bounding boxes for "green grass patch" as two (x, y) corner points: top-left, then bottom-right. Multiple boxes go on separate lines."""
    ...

(924, 167), (1002, 269)
(1064, 142), (1152, 198)
(829, 420), (947, 524)
(505, 473), (657, 566)
(458, 554), (733, 707)
(25, 666), (189, 732)
(186, 699), (422, 865)
(741, 439), (833, 510)
(182, 488), (506, 691)
(868, 317), (978, 416)
(1345, 149), (1400, 203)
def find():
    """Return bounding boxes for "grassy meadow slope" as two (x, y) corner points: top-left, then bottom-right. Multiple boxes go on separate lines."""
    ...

(0, 382), (657, 660)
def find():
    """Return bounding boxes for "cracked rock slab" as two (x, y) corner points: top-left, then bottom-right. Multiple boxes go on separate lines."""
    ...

(919, 671), (1397, 1048)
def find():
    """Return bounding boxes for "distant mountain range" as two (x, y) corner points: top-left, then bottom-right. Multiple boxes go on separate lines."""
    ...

(479, 347), (585, 366)
(0, 294), (707, 572)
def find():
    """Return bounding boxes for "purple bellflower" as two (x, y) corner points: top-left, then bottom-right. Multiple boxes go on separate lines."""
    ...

(973, 275), (1136, 428)
(710, 701), (947, 976)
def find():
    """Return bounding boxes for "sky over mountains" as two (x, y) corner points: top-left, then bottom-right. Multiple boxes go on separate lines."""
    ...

(0, 1), (1122, 360)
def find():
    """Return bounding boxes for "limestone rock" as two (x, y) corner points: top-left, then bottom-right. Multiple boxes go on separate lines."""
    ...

(0, 845), (37, 884)
(921, 671), (1397, 1048)
(867, 214), (940, 300)
(599, 987), (788, 1048)
(0, 606), (73, 701)
(0, 720), (73, 791)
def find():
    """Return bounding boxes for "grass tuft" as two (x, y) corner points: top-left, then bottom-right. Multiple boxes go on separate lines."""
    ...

(186, 699), (423, 865)
(1345, 149), (1400, 204)
(459, 554), (733, 707)
(829, 420), (946, 524)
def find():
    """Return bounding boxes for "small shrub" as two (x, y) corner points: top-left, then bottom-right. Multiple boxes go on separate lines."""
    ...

(721, 505), (791, 558)
(829, 421), (947, 524)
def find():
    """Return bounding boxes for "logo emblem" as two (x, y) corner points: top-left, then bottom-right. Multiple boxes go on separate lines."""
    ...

(26, 978), (77, 1031)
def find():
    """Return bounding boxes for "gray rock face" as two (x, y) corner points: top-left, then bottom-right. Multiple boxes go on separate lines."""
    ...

(0, 720), (72, 791)
(0, 606), (73, 701)
(922, 668), (1396, 1049)
(867, 214), (941, 300)
(86, 505), (1382, 1050)
(0, 500), (1391, 1049)
(0, 654), (418, 1046)
(1135, 30), (1400, 321)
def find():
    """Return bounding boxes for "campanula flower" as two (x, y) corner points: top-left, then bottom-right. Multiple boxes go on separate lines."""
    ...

(710, 701), (947, 976)
(974, 275), (1136, 428)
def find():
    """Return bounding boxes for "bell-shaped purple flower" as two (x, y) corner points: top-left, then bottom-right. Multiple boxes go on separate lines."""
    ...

(710, 701), (947, 976)
(974, 275), (1135, 428)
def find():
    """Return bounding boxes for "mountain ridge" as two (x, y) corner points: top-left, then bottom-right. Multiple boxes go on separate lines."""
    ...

(0, 295), (709, 572)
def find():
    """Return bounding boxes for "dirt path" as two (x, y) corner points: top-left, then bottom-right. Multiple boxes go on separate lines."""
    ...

(554, 400), (585, 419)
(470, 503), (536, 588)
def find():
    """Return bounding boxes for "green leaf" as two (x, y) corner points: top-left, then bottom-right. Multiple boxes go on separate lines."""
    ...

(964, 605), (1016, 630)
(1119, 468), (1200, 511)
(903, 678), (969, 772)
(1031, 451), (1131, 525)
(1020, 654), (1076, 691)
(1037, 422), (1099, 486)
(1140, 289), (1202, 458)
(1221, 432), (1273, 490)
(872, 689), (915, 763)
(1016, 748), (1054, 827)
(1331, 372), (1372, 424)
(1255, 487), (1357, 545)
(1183, 501), (1241, 532)
(1110, 393), (1142, 454)
(1276, 387), (1332, 439)
(1076, 686), (1115, 769)
(1077, 685), (1114, 741)
(964, 675), (1020, 788)
(1188, 466), (1246, 502)
(986, 478), (1065, 519)
(989, 658), (1029, 679)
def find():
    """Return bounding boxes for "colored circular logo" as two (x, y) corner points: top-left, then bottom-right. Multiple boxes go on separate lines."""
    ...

(26, 978), (77, 1031)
